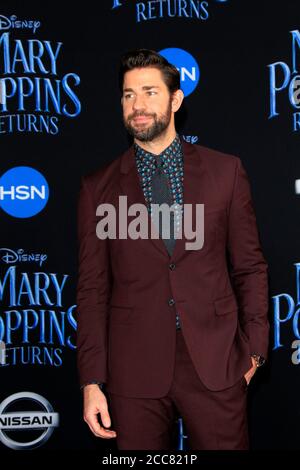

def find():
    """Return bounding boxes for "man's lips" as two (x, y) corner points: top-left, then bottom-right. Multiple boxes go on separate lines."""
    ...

(132, 116), (152, 123)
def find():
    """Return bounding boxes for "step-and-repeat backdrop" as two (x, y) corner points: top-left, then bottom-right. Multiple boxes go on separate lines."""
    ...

(0, 0), (300, 452)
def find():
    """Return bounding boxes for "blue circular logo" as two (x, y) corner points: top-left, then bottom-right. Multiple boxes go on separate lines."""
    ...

(0, 166), (49, 218)
(159, 48), (200, 97)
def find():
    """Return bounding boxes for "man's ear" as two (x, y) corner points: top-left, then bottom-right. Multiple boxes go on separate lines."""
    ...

(171, 89), (184, 113)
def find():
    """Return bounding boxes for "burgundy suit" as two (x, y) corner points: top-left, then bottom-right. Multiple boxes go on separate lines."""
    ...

(76, 137), (269, 401)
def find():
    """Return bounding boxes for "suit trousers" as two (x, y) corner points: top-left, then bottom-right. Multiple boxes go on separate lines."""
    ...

(106, 328), (249, 450)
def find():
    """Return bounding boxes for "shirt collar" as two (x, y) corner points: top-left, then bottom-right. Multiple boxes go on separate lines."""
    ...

(134, 133), (182, 168)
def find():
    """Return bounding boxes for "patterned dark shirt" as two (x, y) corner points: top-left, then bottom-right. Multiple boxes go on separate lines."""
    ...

(134, 132), (184, 210)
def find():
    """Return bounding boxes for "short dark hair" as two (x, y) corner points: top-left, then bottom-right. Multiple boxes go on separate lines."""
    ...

(119, 48), (181, 95)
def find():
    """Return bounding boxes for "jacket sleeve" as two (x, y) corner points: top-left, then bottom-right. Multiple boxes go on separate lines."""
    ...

(226, 157), (269, 359)
(76, 176), (112, 387)
(80, 381), (105, 391)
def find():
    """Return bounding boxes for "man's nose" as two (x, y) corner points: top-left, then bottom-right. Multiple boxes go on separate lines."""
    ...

(132, 95), (146, 111)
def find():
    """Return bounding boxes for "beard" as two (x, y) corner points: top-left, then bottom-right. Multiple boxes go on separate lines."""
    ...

(123, 97), (172, 142)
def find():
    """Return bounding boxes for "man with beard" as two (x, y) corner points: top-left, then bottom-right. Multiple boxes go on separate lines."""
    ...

(76, 49), (269, 450)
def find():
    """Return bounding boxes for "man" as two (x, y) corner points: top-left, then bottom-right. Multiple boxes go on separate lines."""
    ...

(76, 49), (269, 450)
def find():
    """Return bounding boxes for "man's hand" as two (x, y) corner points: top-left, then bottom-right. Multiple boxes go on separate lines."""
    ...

(243, 357), (258, 385)
(83, 384), (117, 438)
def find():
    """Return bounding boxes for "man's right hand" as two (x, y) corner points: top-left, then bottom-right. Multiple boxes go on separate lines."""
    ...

(83, 384), (117, 439)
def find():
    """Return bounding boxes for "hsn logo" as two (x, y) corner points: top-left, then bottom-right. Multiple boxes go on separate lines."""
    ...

(158, 48), (200, 97)
(0, 166), (49, 218)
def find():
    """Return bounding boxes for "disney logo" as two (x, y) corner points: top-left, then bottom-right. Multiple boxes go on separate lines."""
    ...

(0, 15), (41, 34)
(0, 248), (47, 266)
(182, 135), (199, 144)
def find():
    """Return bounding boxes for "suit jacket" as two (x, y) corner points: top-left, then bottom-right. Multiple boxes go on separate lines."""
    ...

(76, 136), (269, 397)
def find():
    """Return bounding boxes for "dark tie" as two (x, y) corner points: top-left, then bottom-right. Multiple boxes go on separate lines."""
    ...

(151, 155), (176, 256)
(151, 154), (181, 330)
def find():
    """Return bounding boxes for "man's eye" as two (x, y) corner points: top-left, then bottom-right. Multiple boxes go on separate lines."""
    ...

(123, 91), (156, 99)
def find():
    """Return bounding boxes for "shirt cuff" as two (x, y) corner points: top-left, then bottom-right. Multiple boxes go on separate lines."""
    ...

(80, 381), (105, 390)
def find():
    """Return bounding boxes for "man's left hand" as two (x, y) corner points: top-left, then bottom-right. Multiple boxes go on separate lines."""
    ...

(244, 357), (257, 385)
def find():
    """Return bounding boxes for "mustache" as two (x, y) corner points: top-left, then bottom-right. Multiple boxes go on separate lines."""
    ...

(129, 113), (155, 120)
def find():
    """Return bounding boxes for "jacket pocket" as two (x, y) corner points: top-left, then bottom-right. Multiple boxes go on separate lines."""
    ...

(214, 293), (238, 316)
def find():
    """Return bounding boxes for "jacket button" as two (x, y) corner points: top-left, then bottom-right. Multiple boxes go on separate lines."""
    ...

(168, 298), (175, 306)
(169, 263), (176, 270)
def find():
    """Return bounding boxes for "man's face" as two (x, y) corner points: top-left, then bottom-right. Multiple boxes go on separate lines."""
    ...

(121, 67), (173, 142)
